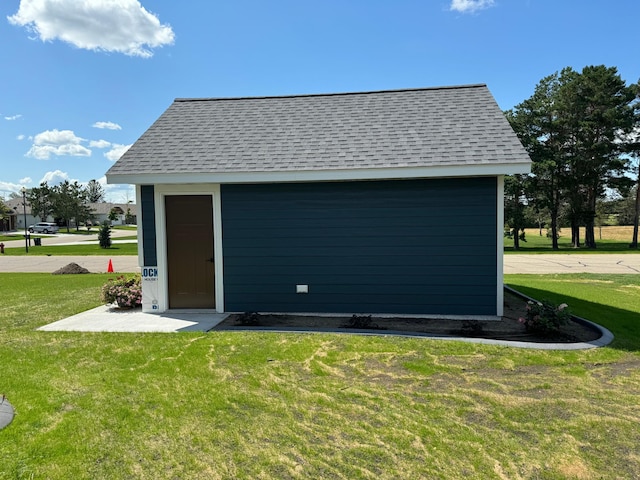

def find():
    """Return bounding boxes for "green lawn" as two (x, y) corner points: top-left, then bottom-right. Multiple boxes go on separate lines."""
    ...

(504, 226), (640, 253)
(505, 234), (638, 253)
(2, 242), (137, 256)
(0, 234), (44, 242)
(0, 273), (638, 479)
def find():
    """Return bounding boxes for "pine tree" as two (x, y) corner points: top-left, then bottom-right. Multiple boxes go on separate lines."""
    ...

(98, 221), (112, 249)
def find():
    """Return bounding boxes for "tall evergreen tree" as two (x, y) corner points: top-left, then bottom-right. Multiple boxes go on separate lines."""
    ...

(558, 65), (635, 248)
(506, 69), (576, 249)
(508, 66), (636, 249)
(86, 179), (105, 203)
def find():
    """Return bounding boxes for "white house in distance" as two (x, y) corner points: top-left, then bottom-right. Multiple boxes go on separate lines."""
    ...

(3, 198), (136, 231)
(106, 85), (531, 318)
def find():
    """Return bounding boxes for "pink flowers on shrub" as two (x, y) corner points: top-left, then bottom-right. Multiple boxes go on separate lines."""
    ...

(101, 275), (142, 309)
(520, 300), (571, 335)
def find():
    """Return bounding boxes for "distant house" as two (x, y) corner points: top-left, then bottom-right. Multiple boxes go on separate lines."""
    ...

(106, 85), (531, 316)
(89, 202), (137, 226)
(3, 198), (136, 230)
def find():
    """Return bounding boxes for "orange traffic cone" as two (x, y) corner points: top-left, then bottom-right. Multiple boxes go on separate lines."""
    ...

(107, 259), (114, 273)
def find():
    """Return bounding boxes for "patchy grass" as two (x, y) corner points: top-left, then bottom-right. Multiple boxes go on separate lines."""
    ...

(505, 225), (640, 253)
(0, 273), (639, 479)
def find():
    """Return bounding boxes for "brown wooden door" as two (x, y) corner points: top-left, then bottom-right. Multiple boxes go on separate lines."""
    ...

(165, 195), (215, 309)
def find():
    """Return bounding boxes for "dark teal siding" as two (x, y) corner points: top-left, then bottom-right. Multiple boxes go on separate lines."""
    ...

(140, 185), (157, 266)
(222, 178), (497, 315)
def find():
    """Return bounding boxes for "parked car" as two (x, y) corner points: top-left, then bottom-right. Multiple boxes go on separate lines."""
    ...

(27, 222), (59, 234)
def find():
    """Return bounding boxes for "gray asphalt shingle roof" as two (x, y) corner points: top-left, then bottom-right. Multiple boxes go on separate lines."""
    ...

(106, 84), (530, 179)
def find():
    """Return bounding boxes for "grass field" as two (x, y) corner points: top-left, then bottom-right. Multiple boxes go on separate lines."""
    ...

(505, 225), (640, 253)
(1, 242), (138, 256)
(0, 273), (638, 478)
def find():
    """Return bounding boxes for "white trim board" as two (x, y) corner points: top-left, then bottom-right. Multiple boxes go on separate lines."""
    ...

(107, 163), (531, 185)
(153, 184), (224, 314)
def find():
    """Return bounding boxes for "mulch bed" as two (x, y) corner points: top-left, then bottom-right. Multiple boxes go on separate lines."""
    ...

(213, 290), (603, 344)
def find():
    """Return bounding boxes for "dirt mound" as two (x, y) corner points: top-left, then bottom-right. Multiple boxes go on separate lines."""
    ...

(52, 263), (90, 275)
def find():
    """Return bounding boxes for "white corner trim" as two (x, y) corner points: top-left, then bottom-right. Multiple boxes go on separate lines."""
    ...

(496, 175), (504, 317)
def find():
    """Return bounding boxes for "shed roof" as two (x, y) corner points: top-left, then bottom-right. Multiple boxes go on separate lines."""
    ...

(106, 84), (530, 184)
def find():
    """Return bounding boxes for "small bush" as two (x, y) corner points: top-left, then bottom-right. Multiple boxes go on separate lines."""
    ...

(519, 300), (571, 335)
(236, 312), (261, 326)
(98, 221), (112, 248)
(101, 274), (142, 309)
(461, 320), (485, 336)
(343, 314), (384, 330)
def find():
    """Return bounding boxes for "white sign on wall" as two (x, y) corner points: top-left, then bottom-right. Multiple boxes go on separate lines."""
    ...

(141, 266), (159, 312)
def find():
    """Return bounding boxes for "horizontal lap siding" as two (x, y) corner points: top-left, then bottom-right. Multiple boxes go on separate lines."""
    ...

(222, 178), (497, 315)
(140, 185), (157, 266)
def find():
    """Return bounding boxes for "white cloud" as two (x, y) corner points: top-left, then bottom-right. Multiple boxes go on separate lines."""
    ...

(33, 128), (83, 146)
(8, 0), (175, 58)
(40, 170), (70, 185)
(4, 114), (22, 121)
(0, 180), (27, 195)
(103, 182), (136, 203)
(104, 143), (132, 162)
(450, 0), (495, 13)
(93, 121), (122, 130)
(20, 177), (32, 184)
(26, 128), (91, 159)
(90, 139), (111, 148)
(17, 134), (26, 141)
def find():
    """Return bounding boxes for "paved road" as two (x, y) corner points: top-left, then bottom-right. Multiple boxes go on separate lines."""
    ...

(0, 255), (140, 273)
(504, 254), (640, 274)
(1, 252), (640, 274)
(0, 230), (139, 273)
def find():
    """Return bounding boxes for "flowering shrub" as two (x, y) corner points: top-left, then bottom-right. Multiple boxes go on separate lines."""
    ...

(519, 300), (571, 335)
(101, 274), (142, 309)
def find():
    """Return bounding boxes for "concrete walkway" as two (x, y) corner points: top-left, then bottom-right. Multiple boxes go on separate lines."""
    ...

(39, 306), (229, 333)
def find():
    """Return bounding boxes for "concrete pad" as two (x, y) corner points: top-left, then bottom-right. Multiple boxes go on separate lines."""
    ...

(38, 306), (229, 333)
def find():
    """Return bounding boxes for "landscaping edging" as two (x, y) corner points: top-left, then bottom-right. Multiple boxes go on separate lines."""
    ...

(504, 286), (614, 349)
(214, 287), (615, 350)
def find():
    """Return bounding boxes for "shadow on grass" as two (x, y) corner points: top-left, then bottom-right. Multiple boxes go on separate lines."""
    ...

(507, 284), (640, 352)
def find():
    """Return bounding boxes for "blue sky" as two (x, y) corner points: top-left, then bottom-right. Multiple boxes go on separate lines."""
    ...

(1, 0), (638, 202)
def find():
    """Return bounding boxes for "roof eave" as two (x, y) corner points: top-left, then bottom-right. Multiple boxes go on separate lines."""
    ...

(106, 162), (531, 185)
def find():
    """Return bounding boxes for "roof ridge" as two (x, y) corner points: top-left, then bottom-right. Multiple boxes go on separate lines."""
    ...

(174, 84), (488, 103)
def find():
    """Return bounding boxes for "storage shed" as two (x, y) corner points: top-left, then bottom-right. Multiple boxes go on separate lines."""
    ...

(106, 85), (531, 316)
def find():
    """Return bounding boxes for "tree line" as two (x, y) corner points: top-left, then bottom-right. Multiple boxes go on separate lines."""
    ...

(26, 179), (106, 232)
(505, 65), (640, 250)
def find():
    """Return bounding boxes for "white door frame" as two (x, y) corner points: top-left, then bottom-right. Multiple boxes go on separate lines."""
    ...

(151, 184), (224, 312)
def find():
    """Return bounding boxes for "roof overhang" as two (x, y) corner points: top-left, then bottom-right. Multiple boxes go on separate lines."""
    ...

(106, 162), (531, 185)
